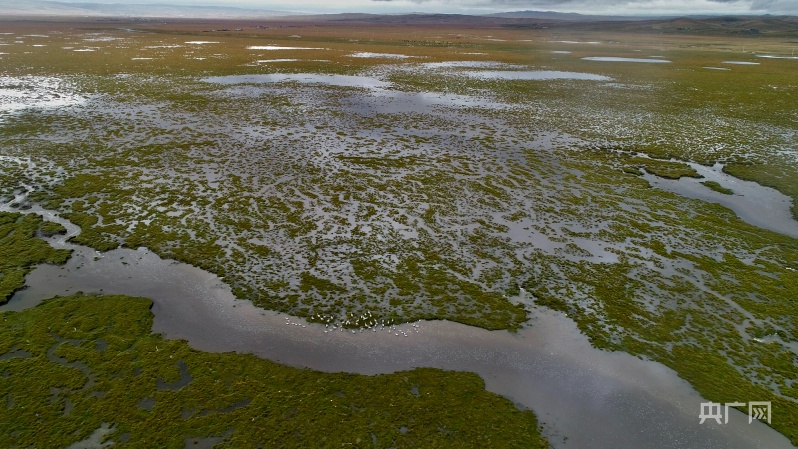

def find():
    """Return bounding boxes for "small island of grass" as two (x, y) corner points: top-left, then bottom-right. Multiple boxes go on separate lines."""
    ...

(701, 180), (734, 195)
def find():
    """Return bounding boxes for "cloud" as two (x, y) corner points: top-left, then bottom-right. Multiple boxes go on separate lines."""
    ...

(53, 0), (798, 15)
(750, 0), (798, 13)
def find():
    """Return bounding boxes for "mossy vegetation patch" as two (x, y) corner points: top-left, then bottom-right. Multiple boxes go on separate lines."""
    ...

(701, 180), (734, 195)
(0, 212), (72, 304)
(629, 157), (702, 180)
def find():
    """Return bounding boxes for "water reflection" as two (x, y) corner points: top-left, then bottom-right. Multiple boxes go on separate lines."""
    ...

(463, 70), (612, 81)
(582, 56), (671, 64)
(642, 162), (798, 238)
(582, 57), (672, 63)
(201, 73), (391, 89)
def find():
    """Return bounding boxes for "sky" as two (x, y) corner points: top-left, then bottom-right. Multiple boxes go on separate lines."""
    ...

(55, 0), (798, 16)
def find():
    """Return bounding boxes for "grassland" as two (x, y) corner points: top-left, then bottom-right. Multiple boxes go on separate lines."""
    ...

(1, 17), (797, 445)
(0, 293), (548, 448)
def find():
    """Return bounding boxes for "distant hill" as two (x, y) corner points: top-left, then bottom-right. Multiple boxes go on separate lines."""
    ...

(0, 0), (290, 18)
(308, 13), (510, 25)
(486, 10), (650, 21)
(0, 2), (796, 37)
(538, 15), (798, 36)
(294, 12), (798, 36)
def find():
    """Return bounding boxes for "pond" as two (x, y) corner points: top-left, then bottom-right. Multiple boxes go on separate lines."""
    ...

(582, 57), (672, 63)
(349, 52), (414, 59)
(462, 70), (612, 81)
(246, 45), (326, 50)
(201, 73), (391, 89)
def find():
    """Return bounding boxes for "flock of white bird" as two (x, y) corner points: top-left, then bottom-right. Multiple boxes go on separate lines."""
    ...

(283, 310), (421, 337)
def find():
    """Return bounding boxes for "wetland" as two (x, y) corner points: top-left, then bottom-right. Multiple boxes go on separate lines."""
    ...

(1, 15), (798, 448)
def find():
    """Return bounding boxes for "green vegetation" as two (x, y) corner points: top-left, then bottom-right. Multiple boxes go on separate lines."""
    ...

(0, 294), (548, 448)
(38, 220), (68, 237)
(701, 180), (734, 195)
(724, 162), (798, 219)
(521, 153), (798, 444)
(2, 20), (798, 445)
(628, 157), (702, 180)
(0, 212), (72, 304)
(526, 252), (798, 443)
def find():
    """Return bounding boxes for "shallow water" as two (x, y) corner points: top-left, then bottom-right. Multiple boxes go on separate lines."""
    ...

(250, 59), (298, 63)
(346, 89), (513, 113)
(582, 57), (671, 63)
(201, 73), (390, 89)
(462, 70), (612, 81)
(756, 55), (798, 60)
(550, 41), (600, 44)
(419, 61), (524, 69)
(349, 52), (413, 59)
(642, 162), (798, 238)
(65, 423), (115, 449)
(1, 203), (793, 449)
(0, 75), (85, 118)
(246, 45), (325, 50)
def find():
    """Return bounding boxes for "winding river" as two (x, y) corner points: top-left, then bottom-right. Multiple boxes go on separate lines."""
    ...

(1, 199), (795, 448)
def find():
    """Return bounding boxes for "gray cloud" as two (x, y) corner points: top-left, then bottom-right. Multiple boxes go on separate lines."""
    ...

(369, 0), (748, 5)
(365, 0), (769, 13)
(750, 0), (798, 13)
(56, 0), (798, 15)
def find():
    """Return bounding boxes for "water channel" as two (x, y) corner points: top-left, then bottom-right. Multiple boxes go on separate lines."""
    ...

(1, 199), (794, 449)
